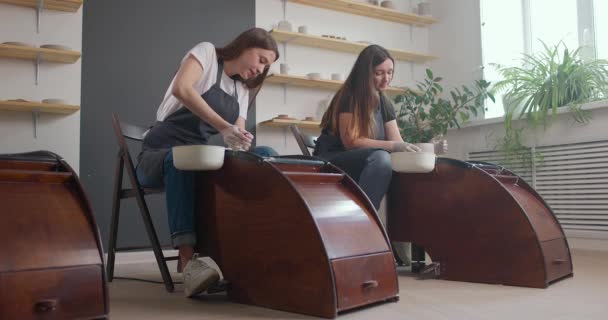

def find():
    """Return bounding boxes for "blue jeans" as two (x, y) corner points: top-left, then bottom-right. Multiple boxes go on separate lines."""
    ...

(136, 146), (279, 248)
(318, 148), (392, 210)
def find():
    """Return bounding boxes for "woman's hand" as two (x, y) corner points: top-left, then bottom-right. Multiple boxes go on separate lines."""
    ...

(391, 142), (421, 153)
(432, 138), (448, 154)
(220, 125), (253, 150)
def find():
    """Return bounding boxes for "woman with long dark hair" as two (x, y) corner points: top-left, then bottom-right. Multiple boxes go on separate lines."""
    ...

(314, 45), (422, 210)
(136, 28), (279, 297)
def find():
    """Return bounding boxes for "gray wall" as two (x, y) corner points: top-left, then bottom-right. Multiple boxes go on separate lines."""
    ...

(81, 0), (255, 249)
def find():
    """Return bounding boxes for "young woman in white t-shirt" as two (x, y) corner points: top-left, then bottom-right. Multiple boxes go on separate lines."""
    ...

(135, 28), (279, 297)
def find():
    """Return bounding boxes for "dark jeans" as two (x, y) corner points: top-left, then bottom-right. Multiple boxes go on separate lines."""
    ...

(319, 148), (392, 210)
(136, 146), (279, 248)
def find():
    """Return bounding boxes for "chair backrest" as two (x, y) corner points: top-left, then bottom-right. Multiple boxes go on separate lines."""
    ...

(111, 113), (148, 177)
(289, 124), (317, 157)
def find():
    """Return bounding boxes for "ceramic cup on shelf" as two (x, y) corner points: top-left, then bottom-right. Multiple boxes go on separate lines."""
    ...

(298, 25), (308, 34)
(380, 0), (396, 9)
(307, 73), (322, 80)
(277, 20), (293, 32)
(410, 4), (419, 14)
(280, 63), (290, 75)
(418, 2), (431, 15)
(331, 73), (343, 81)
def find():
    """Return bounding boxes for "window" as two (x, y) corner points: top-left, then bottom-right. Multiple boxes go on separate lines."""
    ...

(480, 2), (524, 119)
(595, 0), (608, 59)
(480, 0), (603, 119)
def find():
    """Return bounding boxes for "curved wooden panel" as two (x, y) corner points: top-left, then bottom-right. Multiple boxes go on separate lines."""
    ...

(0, 151), (108, 319)
(387, 158), (573, 288)
(197, 152), (398, 318)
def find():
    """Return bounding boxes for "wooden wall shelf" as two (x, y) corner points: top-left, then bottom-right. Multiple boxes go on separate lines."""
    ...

(0, 100), (80, 114)
(271, 29), (436, 63)
(259, 118), (321, 129)
(265, 74), (408, 96)
(0, 0), (82, 12)
(0, 44), (81, 64)
(287, 0), (437, 26)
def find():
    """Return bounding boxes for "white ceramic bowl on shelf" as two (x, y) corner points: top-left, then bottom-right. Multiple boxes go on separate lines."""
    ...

(42, 98), (67, 104)
(7, 98), (38, 103)
(40, 44), (72, 50)
(3, 41), (35, 47)
(390, 152), (436, 173)
(172, 145), (225, 171)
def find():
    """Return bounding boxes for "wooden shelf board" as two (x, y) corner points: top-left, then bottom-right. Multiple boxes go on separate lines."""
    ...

(259, 118), (321, 129)
(0, 100), (80, 114)
(288, 0), (437, 26)
(265, 74), (409, 96)
(0, 44), (81, 64)
(271, 29), (436, 63)
(0, 0), (83, 12)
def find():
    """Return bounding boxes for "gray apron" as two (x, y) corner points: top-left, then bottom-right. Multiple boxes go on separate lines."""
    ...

(136, 59), (240, 187)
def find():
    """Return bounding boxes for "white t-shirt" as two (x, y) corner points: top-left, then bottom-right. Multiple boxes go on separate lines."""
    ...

(156, 42), (249, 121)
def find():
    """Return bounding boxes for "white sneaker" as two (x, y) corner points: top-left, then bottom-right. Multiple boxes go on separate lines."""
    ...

(183, 254), (220, 297)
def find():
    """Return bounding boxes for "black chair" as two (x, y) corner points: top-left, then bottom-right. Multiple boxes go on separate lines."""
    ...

(288, 124), (317, 156)
(107, 113), (177, 292)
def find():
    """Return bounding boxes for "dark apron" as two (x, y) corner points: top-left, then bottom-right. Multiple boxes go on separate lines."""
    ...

(136, 59), (240, 187)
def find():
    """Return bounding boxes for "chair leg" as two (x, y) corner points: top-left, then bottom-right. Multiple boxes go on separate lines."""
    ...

(134, 191), (175, 292)
(126, 169), (175, 292)
(106, 153), (124, 282)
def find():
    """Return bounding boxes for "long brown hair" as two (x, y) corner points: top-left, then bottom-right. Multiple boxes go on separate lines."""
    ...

(320, 45), (394, 140)
(216, 28), (279, 90)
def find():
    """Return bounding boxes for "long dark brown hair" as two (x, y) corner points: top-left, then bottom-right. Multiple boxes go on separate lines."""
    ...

(216, 28), (280, 91)
(320, 45), (394, 140)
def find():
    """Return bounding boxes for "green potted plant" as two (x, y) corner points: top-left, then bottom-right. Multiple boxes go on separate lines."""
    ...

(491, 41), (608, 165)
(493, 41), (608, 125)
(394, 69), (494, 149)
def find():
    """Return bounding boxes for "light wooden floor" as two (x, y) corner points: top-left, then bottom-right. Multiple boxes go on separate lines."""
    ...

(109, 249), (608, 320)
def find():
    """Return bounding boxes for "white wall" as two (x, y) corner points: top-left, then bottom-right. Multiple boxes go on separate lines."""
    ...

(255, 0), (432, 154)
(429, 0), (483, 98)
(0, 4), (82, 172)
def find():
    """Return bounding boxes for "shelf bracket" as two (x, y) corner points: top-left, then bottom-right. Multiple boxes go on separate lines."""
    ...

(36, 0), (45, 33)
(32, 109), (40, 138)
(35, 52), (42, 85)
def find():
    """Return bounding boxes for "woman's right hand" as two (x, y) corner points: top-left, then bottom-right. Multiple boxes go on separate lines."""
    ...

(391, 141), (421, 153)
(220, 125), (253, 150)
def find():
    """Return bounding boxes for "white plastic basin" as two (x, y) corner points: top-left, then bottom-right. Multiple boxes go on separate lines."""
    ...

(390, 151), (436, 173)
(172, 145), (225, 171)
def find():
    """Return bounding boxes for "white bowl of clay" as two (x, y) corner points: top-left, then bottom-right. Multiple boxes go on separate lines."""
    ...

(172, 145), (226, 171)
(390, 151), (436, 173)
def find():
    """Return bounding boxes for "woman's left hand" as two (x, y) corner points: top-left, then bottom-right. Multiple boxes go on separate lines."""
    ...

(433, 139), (448, 154)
